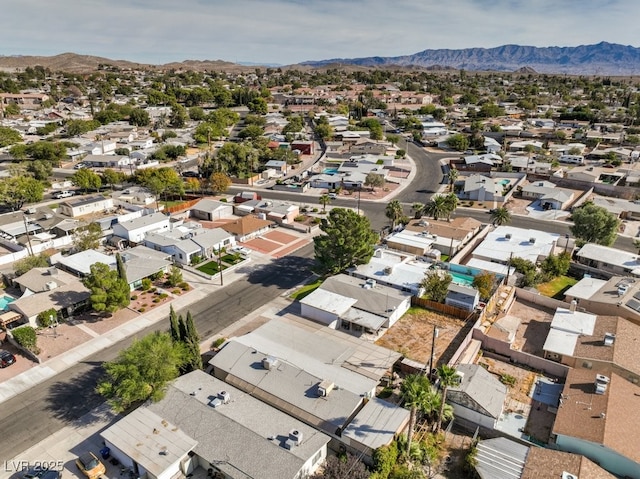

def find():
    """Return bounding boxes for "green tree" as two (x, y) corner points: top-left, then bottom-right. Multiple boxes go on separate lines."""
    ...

(319, 194), (331, 213)
(444, 193), (458, 221)
(167, 265), (183, 287)
(169, 103), (188, 128)
(37, 308), (58, 328)
(14, 252), (50, 276)
(435, 365), (458, 431)
(490, 206), (511, 226)
(207, 172), (232, 194)
(73, 222), (103, 252)
(421, 271), (452, 303)
(12, 326), (38, 354)
(447, 168), (459, 192)
(446, 133), (469, 152)
(423, 195), (449, 221)
(188, 106), (205, 121)
(101, 169), (125, 190)
(400, 373), (432, 457)
(72, 168), (102, 193)
(96, 331), (187, 413)
(83, 262), (131, 314)
(0, 175), (45, 210)
(570, 203), (620, 246)
(472, 271), (496, 301)
(412, 202), (425, 219)
(540, 252), (571, 278)
(314, 122), (334, 140)
(313, 208), (378, 275)
(169, 305), (181, 342)
(116, 252), (128, 285)
(0, 126), (22, 147)
(238, 124), (264, 140)
(183, 311), (202, 372)
(129, 108), (150, 127)
(365, 172), (385, 191)
(385, 199), (404, 229)
(248, 97), (268, 114)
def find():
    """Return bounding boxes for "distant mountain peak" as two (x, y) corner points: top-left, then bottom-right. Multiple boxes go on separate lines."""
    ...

(301, 42), (640, 75)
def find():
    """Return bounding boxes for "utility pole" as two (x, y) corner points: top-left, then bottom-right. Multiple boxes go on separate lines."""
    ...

(217, 246), (224, 286)
(23, 212), (34, 257)
(428, 325), (439, 379)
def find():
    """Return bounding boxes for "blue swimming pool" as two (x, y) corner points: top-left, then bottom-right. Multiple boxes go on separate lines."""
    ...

(450, 272), (475, 286)
(0, 295), (15, 311)
(499, 179), (510, 186)
(323, 168), (339, 175)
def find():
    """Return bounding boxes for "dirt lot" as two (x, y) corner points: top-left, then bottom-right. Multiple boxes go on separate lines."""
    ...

(509, 300), (553, 356)
(375, 307), (470, 367)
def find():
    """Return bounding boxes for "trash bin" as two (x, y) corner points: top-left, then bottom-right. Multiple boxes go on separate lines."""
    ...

(100, 447), (111, 460)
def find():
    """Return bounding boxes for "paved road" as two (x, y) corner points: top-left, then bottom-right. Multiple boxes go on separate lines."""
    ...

(0, 245), (315, 460)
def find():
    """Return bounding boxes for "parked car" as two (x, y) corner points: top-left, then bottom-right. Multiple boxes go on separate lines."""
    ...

(328, 192), (338, 199)
(75, 452), (106, 479)
(231, 246), (251, 256)
(0, 349), (16, 368)
(73, 163), (87, 170)
(22, 466), (60, 479)
(52, 190), (75, 199)
(181, 171), (200, 178)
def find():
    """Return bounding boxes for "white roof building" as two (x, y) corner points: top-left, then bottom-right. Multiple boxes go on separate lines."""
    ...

(471, 226), (559, 264)
(543, 308), (598, 359)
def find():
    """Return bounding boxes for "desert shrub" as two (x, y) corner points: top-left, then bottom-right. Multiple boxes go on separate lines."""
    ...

(131, 295), (138, 300)
(179, 282), (190, 291)
(12, 326), (38, 353)
(152, 298), (160, 303)
(138, 307), (146, 313)
(36, 308), (58, 328)
(212, 337), (227, 349)
(172, 289), (181, 295)
(159, 293), (168, 299)
(141, 278), (152, 291)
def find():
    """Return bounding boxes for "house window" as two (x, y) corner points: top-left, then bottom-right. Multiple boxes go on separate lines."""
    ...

(582, 361), (592, 369)
(312, 450), (322, 466)
(341, 321), (350, 330)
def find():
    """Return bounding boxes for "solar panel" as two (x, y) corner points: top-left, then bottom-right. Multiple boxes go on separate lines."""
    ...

(634, 291), (640, 301)
(626, 299), (640, 312)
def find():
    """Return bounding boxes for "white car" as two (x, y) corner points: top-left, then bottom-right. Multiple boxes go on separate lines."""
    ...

(52, 190), (75, 199)
(232, 246), (251, 256)
(328, 193), (338, 199)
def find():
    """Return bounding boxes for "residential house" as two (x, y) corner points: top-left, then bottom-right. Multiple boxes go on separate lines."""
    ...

(208, 316), (407, 464)
(112, 212), (171, 244)
(520, 181), (575, 210)
(82, 141), (117, 156)
(101, 370), (330, 479)
(300, 273), (412, 335)
(349, 140), (387, 156)
(552, 367), (640, 478)
(473, 437), (616, 479)
(51, 249), (116, 277)
(450, 154), (499, 173)
(471, 226), (559, 265)
(189, 198), (234, 222)
(445, 284), (480, 311)
(118, 246), (172, 289)
(8, 267), (90, 326)
(565, 166), (625, 185)
(0, 92), (49, 108)
(564, 276), (640, 325)
(447, 364), (507, 429)
(591, 197), (640, 221)
(508, 140), (543, 153)
(144, 227), (235, 265)
(58, 195), (114, 218)
(401, 217), (482, 257)
(462, 175), (501, 202)
(111, 187), (156, 207)
(264, 159), (287, 174)
(220, 215), (273, 242)
(237, 200), (299, 225)
(575, 244), (640, 278)
(542, 308), (599, 363)
(508, 156), (552, 175)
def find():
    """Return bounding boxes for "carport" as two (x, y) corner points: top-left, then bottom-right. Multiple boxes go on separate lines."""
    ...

(0, 311), (23, 329)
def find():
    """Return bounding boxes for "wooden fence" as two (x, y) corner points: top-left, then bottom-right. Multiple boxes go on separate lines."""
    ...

(411, 296), (478, 321)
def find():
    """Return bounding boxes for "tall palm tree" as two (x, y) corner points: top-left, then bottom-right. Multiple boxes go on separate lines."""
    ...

(444, 193), (459, 222)
(319, 194), (331, 213)
(424, 195), (448, 221)
(412, 202), (425, 219)
(385, 199), (404, 229)
(400, 373), (431, 456)
(447, 168), (459, 192)
(490, 206), (512, 226)
(435, 364), (458, 432)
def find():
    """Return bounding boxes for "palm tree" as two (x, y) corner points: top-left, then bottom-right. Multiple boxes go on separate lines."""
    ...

(385, 199), (404, 229)
(412, 202), (425, 219)
(490, 206), (512, 226)
(447, 168), (459, 192)
(435, 364), (458, 432)
(444, 193), (459, 222)
(400, 373), (432, 456)
(424, 195), (448, 221)
(319, 194), (331, 213)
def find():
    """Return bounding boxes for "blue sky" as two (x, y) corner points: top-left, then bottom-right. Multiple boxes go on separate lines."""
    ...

(3, 0), (638, 65)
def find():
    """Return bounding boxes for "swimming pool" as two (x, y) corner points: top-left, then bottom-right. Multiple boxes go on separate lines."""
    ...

(323, 168), (339, 175)
(0, 295), (15, 311)
(499, 179), (510, 186)
(450, 272), (475, 286)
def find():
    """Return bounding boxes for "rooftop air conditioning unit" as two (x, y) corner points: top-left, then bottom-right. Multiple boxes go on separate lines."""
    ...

(218, 390), (231, 404)
(529, 237), (536, 244)
(289, 429), (303, 447)
(561, 472), (578, 479)
(262, 356), (278, 370)
(366, 279), (377, 287)
(318, 380), (335, 397)
(604, 333), (616, 346)
(505, 233), (512, 240)
(45, 281), (58, 291)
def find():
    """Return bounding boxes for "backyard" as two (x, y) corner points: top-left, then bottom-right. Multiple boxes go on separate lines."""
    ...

(536, 275), (577, 299)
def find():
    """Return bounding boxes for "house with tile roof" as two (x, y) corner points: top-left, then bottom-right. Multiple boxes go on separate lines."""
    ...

(563, 276), (640, 325)
(220, 215), (273, 242)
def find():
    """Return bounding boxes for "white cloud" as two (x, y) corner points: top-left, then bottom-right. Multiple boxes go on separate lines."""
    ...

(2, 0), (639, 64)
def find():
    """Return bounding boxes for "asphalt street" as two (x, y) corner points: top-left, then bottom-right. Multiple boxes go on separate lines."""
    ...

(0, 244), (315, 460)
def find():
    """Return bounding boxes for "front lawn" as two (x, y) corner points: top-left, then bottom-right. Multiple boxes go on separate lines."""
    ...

(290, 278), (323, 301)
(196, 260), (226, 275)
(221, 253), (243, 265)
(537, 275), (578, 299)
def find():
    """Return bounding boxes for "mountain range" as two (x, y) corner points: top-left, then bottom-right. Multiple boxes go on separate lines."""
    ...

(1, 42), (640, 75)
(301, 42), (640, 75)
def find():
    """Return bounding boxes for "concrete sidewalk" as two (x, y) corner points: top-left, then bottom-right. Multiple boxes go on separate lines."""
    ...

(0, 253), (275, 406)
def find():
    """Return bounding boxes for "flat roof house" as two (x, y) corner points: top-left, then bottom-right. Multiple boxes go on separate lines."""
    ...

(58, 195), (114, 218)
(189, 198), (234, 222)
(101, 370), (330, 479)
(471, 226), (559, 265)
(300, 273), (412, 336)
(112, 212), (171, 244)
(575, 244), (640, 278)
